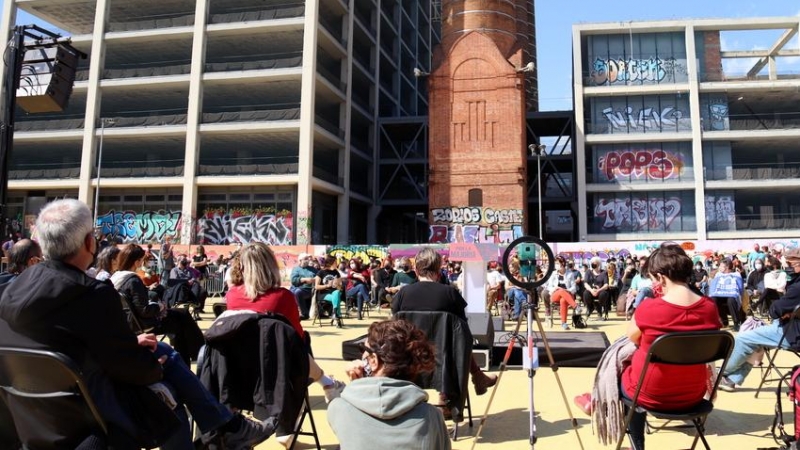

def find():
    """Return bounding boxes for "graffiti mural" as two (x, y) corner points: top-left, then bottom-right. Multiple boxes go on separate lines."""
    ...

(327, 245), (388, 262)
(598, 149), (685, 181)
(96, 209), (182, 243)
(196, 210), (293, 245)
(700, 95), (730, 131)
(705, 195), (736, 231)
(600, 106), (689, 132)
(429, 207), (524, 244)
(589, 57), (686, 86)
(594, 197), (682, 231)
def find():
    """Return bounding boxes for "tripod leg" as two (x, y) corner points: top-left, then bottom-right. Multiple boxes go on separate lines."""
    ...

(531, 307), (585, 450)
(470, 302), (528, 450)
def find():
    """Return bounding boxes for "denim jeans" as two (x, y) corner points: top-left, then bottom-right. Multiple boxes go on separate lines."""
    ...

(508, 288), (527, 318)
(291, 287), (313, 318)
(723, 320), (789, 385)
(346, 284), (370, 314)
(632, 287), (654, 309)
(154, 343), (233, 450)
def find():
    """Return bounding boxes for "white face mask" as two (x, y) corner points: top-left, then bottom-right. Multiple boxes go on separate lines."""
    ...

(755, 263), (763, 270)
(555, 264), (562, 271)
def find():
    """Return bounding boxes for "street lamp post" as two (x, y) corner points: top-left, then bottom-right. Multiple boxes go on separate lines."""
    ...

(528, 144), (546, 240)
(92, 118), (114, 227)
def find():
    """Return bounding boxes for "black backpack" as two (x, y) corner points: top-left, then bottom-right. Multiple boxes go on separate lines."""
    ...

(572, 306), (587, 329)
(772, 364), (800, 449)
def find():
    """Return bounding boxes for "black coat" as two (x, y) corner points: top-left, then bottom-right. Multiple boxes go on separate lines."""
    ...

(0, 260), (178, 448)
(198, 312), (309, 436)
(770, 275), (800, 349)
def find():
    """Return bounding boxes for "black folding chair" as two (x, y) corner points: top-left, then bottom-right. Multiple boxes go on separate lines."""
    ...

(395, 311), (474, 440)
(616, 330), (734, 450)
(0, 347), (108, 449)
(755, 305), (800, 398)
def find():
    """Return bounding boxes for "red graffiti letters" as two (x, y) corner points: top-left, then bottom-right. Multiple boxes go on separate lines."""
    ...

(598, 149), (683, 181)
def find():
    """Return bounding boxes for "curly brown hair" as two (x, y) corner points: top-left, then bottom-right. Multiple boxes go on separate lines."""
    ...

(366, 320), (436, 381)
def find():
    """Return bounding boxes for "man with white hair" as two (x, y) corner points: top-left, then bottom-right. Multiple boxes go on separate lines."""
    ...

(0, 199), (274, 448)
(290, 252), (317, 320)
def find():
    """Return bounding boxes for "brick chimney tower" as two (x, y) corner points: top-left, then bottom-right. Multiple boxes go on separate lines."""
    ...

(427, 0), (537, 244)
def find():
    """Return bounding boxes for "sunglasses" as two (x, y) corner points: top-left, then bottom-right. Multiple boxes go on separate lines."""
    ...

(357, 342), (379, 355)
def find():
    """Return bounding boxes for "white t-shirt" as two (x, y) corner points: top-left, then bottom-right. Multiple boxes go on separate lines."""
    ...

(487, 270), (504, 288)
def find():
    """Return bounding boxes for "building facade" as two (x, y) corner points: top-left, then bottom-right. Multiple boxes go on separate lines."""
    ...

(573, 17), (800, 242)
(2, 0), (438, 245)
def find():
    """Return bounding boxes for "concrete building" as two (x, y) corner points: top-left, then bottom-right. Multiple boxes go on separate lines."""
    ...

(1, 0), (439, 245)
(573, 17), (800, 242)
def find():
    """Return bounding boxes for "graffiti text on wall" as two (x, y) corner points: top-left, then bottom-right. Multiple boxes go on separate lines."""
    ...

(590, 57), (685, 86)
(327, 245), (388, 262)
(430, 207), (524, 225)
(197, 213), (293, 245)
(705, 195), (736, 230)
(594, 197), (682, 231)
(601, 106), (687, 131)
(96, 210), (182, 243)
(598, 149), (684, 181)
(429, 224), (524, 244)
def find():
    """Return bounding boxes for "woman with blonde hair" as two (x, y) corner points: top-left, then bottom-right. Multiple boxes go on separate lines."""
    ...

(225, 243), (345, 422)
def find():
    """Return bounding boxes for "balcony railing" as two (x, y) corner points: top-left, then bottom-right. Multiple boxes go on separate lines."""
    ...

(705, 163), (800, 181)
(315, 115), (345, 139)
(208, 4), (305, 24)
(699, 70), (800, 82)
(727, 214), (800, 231)
(201, 104), (301, 124)
(108, 13), (195, 33)
(204, 52), (303, 73)
(76, 62), (192, 81)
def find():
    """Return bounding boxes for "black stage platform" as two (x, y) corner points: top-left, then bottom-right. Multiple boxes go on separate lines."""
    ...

(490, 331), (610, 368)
(343, 331), (610, 368)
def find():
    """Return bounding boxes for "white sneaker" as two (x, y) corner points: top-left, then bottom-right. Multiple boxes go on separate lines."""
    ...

(276, 434), (295, 449)
(324, 377), (346, 404)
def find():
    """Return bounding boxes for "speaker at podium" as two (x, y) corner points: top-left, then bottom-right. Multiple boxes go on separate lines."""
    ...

(16, 45), (79, 113)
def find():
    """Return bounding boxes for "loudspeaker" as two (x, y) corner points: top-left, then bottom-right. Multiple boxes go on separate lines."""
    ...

(16, 45), (79, 113)
(492, 316), (505, 332)
(472, 349), (490, 370)
(467, 312), (494, 349)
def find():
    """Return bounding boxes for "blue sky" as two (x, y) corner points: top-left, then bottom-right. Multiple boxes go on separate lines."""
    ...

(6, 0), (800, 111)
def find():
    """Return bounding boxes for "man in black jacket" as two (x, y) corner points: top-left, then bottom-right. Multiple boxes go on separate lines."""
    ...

(720, 248), (800, 392)
(0, 199), (273, 448)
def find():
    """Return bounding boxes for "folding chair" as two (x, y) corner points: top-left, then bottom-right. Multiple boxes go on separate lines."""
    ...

(395, 311), (474, 440)
(0, 347), (108, 448)
(616, 330), (734, 450)
(755, 305), (800, 398)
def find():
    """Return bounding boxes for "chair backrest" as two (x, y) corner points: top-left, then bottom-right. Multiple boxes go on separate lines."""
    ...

(204, 272), (225, 297)
(0, 347), (107, 447)
(646, 330), (734, 366)
(394, 311), (472, 415)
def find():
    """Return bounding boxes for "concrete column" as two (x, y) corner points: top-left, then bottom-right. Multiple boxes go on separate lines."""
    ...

(338, 3), (355, 244)
(768, 56), (777, 81)
(180, 0), (209, 244)
(571, 26), (588, 241)
(78, 0), (110, 206)
(685, 25), (707, 240)
(296, 0), (320, 244)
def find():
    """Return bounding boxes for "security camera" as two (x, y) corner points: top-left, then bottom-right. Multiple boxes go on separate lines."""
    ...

(516, 62), (535, 73)
(413, 68), (429, 77)
(529, 144), (546, 156)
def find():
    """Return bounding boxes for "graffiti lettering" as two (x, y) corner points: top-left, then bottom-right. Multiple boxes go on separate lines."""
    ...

(197, 213), (293, 245)
(598, 150), (684, 181)
(96, 209), (182, 243)
(483, 208), (524, 225)
(594, 197), (682, 231)
(590, 57), (685, 86)
(428, 224), (523, 244)
(431, 207), (482, 224)
(705, 195), (735, 228)
(327, 245), (388, 263)
(601, 106), (686, 131)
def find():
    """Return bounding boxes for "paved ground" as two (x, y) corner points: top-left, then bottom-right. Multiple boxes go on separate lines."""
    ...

(194, 302), (791, 449)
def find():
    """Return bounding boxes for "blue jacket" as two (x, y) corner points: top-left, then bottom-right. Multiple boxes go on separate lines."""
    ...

(290, 266), (317, 291)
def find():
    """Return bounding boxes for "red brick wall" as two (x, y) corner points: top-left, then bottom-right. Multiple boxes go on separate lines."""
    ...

(703, 31), (722, 82)
(428, 31), (527, 231)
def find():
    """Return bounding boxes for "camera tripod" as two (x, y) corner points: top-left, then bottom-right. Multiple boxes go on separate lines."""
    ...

(471, 287), (585, 450)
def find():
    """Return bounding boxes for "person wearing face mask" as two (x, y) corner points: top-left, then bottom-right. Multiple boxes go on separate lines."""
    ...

(345, 259), (371, 320)
(745, 258), (766, 311)
(708, 259), (745, 331)
(720, 248), (800, 392)
(575, 243), (721, 449)
(759, 256), (788, 315)
(329, 319), (451, 450)
(626, 258), (654, 317)
(582, 257), (611, 321)
(386, 257), (417, 296)
(692, 261), (709, 296)
(542, 257), (578, 329)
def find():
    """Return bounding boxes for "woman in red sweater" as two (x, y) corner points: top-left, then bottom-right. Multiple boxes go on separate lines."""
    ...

(621, 243), (721, 449)
(225, 244), (345, 422)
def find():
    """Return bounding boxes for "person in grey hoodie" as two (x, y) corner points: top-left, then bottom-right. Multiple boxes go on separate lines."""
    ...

(328, 319), (451, 450)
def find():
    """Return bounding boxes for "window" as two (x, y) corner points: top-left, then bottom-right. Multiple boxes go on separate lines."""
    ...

(468, 189), (483, 207)
(589, 190), (696, 234)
